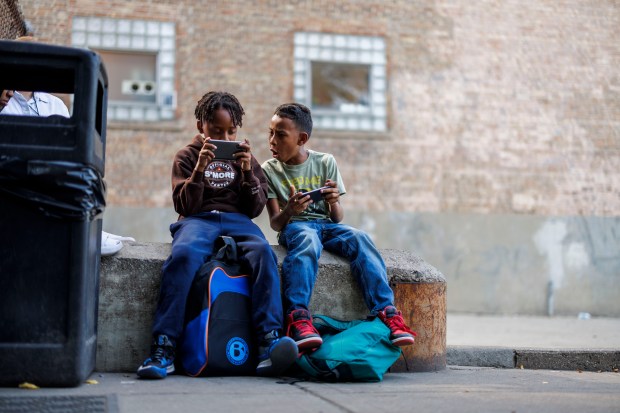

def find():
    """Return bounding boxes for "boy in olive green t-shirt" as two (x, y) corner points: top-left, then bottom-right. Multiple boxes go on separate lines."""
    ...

(261, 102), (416, 353)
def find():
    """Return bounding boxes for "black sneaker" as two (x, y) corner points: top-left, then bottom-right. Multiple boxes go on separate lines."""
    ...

(137, 335), (176, 379)
(286, 309), (323, 352)
(256, 330), (298, 377)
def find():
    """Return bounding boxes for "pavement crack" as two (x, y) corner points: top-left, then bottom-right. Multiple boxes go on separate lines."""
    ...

(293, 383), (356, 413)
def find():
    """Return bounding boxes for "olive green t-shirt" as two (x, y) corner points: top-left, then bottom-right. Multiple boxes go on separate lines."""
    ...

(261, 150), (346, 221)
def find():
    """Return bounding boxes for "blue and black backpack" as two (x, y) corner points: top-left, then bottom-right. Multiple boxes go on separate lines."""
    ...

(180, 236), (256, 376)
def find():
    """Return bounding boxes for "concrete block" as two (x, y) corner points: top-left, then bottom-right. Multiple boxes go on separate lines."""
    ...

(392, 282), (447, 372)
(97, 243), (171, 373)
(97, 242), (446, 373)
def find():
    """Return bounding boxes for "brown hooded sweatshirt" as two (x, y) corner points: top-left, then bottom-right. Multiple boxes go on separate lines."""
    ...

(171, 134), (268, 219)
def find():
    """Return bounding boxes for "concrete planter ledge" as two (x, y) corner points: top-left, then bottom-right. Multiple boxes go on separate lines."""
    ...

(98, 242), (447, 373)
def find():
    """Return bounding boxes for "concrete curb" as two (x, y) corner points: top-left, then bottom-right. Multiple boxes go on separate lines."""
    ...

(515, 349), (620, 372)
(447, 346), (515, 369)
(447, 346), (620, 372)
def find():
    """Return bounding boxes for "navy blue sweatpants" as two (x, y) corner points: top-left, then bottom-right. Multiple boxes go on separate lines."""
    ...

(152, 212), (283, 343)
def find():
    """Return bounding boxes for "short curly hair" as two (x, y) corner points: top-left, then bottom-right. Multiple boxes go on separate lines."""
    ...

(274, 102), (313, 137)
(194, 91), (245, 128)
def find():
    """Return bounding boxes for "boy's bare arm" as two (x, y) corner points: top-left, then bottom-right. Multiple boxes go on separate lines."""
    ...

(266, 199), (288, 232)
(266, 185), (312, 231)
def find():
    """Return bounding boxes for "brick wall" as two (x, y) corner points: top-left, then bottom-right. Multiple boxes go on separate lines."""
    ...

(18, 0), (620, 216)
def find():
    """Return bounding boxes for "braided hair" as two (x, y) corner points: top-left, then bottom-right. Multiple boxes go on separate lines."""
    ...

(194, 91), (245, 128)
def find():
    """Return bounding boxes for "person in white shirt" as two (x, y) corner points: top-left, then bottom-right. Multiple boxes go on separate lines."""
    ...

(0, 88), (134, 255)
(1, 90), (70, 117)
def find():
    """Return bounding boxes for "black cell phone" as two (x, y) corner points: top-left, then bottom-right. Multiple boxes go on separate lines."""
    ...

(210, 139), (244, 160)
(301, 186), (329, 202)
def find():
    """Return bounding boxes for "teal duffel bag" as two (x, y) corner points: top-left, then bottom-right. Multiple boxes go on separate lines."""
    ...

(295, 315), (402, 382)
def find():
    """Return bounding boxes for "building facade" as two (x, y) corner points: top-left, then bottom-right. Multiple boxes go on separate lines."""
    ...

(14, 0), (620, 316)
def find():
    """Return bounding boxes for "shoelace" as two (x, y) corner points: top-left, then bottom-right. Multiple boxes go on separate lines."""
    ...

(287, 318), (317, 336)
(151, 346), (169, 362)
(384, 313), (418, 336)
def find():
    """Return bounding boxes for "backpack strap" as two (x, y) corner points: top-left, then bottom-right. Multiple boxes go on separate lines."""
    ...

(296, 354), (343, 382)
(312, 314), (364, 336)
(213, 236), (238, 263)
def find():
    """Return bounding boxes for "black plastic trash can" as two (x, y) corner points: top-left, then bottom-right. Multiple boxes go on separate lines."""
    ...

(0, 40), (108, 387)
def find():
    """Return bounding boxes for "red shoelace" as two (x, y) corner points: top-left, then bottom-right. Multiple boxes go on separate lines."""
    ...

(382, 311), (418, 336)
(287, 318), (318, 336)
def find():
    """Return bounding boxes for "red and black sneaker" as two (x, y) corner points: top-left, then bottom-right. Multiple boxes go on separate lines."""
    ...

(286, 309), (323, 352)
(377, 306), (417, 347)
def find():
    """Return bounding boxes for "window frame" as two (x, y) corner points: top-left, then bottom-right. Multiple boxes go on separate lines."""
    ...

(71, 17), (176, 122)
(294, 32), (387, 132)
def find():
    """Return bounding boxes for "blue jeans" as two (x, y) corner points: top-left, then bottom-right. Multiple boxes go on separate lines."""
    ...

(152, 212), (283, 343)
(278, 219), (394, 315)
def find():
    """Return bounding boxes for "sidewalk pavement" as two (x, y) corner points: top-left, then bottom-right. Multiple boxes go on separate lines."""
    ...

(446, 313), (620, 370)
(0, 314), (618, 413)
(447, 313), (620, 349)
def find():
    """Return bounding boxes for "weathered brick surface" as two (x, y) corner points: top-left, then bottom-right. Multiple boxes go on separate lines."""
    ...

(17, 0), (620, 216)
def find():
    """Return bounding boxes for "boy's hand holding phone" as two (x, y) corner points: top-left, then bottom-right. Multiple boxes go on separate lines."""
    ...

(295, 180), (339, 205)
(196, 135), (251, 172)
(195, 134), (215, 172)
(322, 179), (340, 205)
(300, 186), (329, 203)
(286, 185), (312, 215)
(283, 181), (340, 218)
(234, 139), (252, 171)
(209, 139), (244, 161)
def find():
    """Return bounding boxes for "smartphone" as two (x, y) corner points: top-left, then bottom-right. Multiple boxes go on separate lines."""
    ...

(301, 186), (329, 202)
(210, 139), (244, 160)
